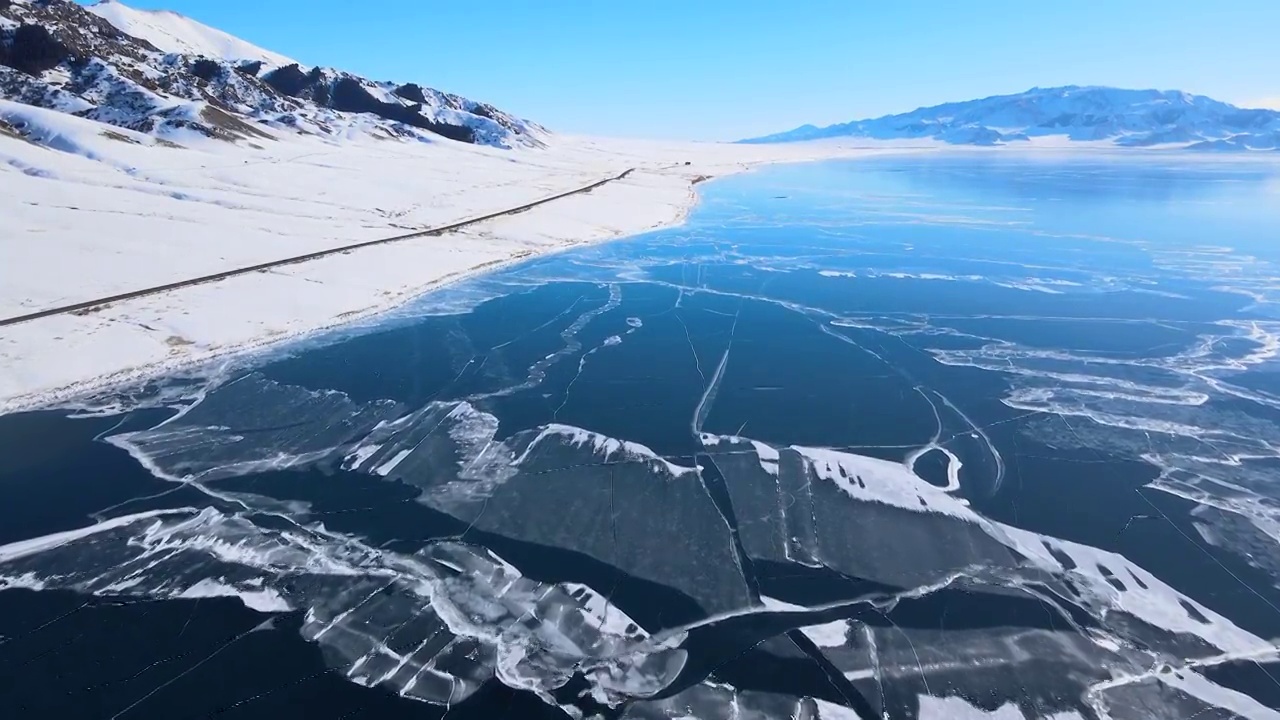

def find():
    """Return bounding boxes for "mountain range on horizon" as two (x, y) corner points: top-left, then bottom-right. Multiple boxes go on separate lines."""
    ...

(742, 86), (1280, 151)
(1, 0), (1277, 152)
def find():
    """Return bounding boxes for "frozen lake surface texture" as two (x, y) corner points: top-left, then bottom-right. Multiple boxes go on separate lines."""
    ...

(5, 157), (1280, 719)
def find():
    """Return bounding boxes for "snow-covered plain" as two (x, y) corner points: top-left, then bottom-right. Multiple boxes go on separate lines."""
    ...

(0, 98), (910, 412)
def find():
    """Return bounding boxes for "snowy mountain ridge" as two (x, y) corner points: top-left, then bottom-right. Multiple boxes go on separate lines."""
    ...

(744, 85), (1280, 151)
(86, 0), (296, 69)
(0, 0), (542, 148)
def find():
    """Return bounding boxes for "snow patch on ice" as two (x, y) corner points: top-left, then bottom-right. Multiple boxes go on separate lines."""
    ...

(700, 433), (780, 476)
(0, 572), (46, 591)
(799, 619), (850, 648)
(524, 424), (696, 478)
(916, 695), (1028, 719)
(813, 698), (867, 719)
(343, 441), (383, 472)
(178, 577), (292, 612)
(794, 445), (971, 520)
(750, 440), (780, 476)
(1161, 670), (1280, 720)
(759, 595), (806, 612)
(999, 524), (1272, 655)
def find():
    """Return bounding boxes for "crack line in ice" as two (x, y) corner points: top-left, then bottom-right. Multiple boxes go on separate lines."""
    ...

(818, 322), (888, 364)
(553, 326), (626, 421)
(1135, 485), (1280, 620)
(109, 623), (258, 720)
(490, 294), (586, 351)
(862, 623), (886, 714)
(674, 310), (706, 383)
(936, 390), (1005, 495)
(1085, 644), (1280, 702)
(0, 599), (92, 648)
(592, 467), (626, 637)
(691, 305), (739, 435)
(904, 387), (963, 494)
(1056, 413), (1280, 624)
(699, 453), (761, 602)
(471, 284), (622, 401)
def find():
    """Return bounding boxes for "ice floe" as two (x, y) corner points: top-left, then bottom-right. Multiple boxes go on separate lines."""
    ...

(0, 508), (687, 709)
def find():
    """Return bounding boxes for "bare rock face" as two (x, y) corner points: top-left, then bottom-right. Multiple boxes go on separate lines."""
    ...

(260, 62), (308, 97)
(0, 0), (543, 147)
(1, 24), (71, 76)
(234, 59), (262, 77)
(188, 57), (220, 81)
(331, 76), (477, 143)
(394, 82), (428, 103)
(260, 65), (484, 144)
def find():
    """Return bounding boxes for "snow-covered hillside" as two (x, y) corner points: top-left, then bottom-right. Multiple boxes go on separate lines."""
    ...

(0, 0), (541, 147)
(86, 0), (295, 69)
(745, 86), (1280, 151)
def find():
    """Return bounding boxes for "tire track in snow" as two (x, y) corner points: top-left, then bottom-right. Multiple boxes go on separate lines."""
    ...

(0, 168), (637, 328)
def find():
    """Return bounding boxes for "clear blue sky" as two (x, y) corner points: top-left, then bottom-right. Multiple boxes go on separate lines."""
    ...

(88, 0), (1280, 141)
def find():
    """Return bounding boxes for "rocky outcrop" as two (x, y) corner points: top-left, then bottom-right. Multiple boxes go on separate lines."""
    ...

(394, 82), (427, 103)
(330, 76), (475, 143)
(0, 0), (543, 147)
(1, 24), (73, 76)
(260, 62), (308, 97)
(187, 57), (220, 81)
(233, 60), (262, 77)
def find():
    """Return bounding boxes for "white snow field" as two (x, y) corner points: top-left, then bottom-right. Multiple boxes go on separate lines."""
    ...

(0, 96), (902, 412)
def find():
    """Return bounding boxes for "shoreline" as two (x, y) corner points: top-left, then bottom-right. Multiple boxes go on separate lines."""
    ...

(0, 158), (742, 414)
(9, 134), (1268, 415)
(0, 168), (640, 329)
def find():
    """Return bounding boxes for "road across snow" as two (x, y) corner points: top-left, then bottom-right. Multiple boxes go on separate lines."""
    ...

(0, 99), (908, 411)
(0, 168), (639, 327)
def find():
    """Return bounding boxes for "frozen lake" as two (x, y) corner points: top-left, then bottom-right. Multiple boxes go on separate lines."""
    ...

(4, 157), (1280, 719)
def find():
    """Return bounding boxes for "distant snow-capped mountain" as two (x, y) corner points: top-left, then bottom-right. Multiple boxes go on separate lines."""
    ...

(0, 0), (542, 148)
(744, 86), (1280, 151)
